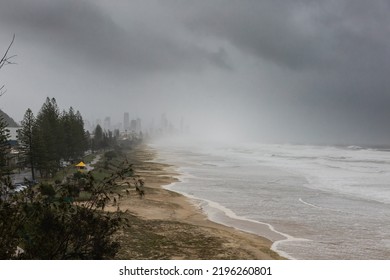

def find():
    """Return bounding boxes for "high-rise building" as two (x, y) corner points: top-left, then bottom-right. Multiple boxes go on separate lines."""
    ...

(103, 117), (111, 131)
(136, 118), (142, 133)
(123, 112), (130, 132)
(130, 119), (137, 132)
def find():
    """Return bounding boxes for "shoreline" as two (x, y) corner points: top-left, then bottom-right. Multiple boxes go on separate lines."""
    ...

(162, 181), (297, 259)
(151, 144), (297, 259)
(110, 144), (284, 260)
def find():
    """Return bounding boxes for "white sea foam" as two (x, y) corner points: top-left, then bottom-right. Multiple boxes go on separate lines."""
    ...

(163, 179), (306, 260)
(151, 141), (390, 259)
(298, 198), (323, 210)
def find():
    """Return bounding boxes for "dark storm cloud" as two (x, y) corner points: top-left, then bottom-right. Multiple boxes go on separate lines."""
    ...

(1, 0), (390, 145)
(166, 0), (390, 144)
(0, 0), (230, 76)
(171, 0), (390, 71)
(164, 0), (326, 70)
(4, 0), (388, 76)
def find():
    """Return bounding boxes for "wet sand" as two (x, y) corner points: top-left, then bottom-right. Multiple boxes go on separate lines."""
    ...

(108, 144), (283, 260)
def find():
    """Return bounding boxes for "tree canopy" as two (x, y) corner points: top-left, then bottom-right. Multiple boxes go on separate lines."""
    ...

(1, 38), (139, 260)
(0, 116), (10, 173)
(19, 98), (90, 178)
(0, 163), (135, 259)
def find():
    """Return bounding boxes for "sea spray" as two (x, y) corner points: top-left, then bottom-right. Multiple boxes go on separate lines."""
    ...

(151, 142), (390, 259)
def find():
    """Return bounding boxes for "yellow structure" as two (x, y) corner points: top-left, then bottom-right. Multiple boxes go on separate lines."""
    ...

(75, 161), (86, 171)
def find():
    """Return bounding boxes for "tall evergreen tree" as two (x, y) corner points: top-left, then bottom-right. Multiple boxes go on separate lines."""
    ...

(19, 108), (36, 180)
(92, 124), (103, 151)
(75, 110), (89, 154)
(22, 98), (89, 177)
(34, 98), (62, 177)
(61, 108), (74, 161)
(0, 115), (10, 174)
(61, 107), (88, 161)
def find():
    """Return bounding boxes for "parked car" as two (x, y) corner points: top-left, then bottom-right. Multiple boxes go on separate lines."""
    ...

(12, 183), (28, 192)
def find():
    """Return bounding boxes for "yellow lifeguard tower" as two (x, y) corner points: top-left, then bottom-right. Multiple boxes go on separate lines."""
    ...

(75, 161), (86, 172)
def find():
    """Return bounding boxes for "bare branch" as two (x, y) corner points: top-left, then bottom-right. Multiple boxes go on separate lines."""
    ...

(0, 34), (16, 69)
(0, 34), (16, 97)
(0, 85), (6, 97)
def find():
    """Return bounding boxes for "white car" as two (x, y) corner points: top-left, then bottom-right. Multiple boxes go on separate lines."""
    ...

(13, 184), (28, 192)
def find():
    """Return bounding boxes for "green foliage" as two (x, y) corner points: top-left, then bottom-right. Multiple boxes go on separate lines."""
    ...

(91, 125), (120, 152)
(92, 124), (103, 151)
(0, 115), (10, 174)
(33, 98), (63, 177)
(73, 171), (87, 180)
(39, 183), (56, 197)
(61, 107), (89, 161)
(19, 108), (36, 180)
(20, 98), (89, 178)
(1, 42), (136, 259)
(0, 163), (135, 260)
(104, 150), (117, 161)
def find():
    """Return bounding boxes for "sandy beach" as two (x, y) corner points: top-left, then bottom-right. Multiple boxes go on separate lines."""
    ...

(108, 144), (283, 260)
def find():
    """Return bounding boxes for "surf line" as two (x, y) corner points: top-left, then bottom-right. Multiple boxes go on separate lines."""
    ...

(299, 198), (323, 209)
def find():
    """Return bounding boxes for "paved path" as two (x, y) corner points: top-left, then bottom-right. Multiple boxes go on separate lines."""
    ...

(86, 155), (101, 171)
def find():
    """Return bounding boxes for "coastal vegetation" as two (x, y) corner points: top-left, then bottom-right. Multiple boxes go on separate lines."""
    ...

(0, 104), (140, 259)
(0, 116), (9, 174)
(19, 98), (89, 179)
(0, 96), (140, 259)
(0, 40), (139, 259)
(0, 159), (137, 259)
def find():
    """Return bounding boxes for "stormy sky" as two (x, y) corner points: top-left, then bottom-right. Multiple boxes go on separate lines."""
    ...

(1, 0), (390, 145)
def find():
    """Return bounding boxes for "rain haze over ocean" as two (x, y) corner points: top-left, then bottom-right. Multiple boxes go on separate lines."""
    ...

(1, 0), (390, 146)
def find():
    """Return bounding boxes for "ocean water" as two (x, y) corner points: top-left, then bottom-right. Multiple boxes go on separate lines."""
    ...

(150, 141), (390, 260)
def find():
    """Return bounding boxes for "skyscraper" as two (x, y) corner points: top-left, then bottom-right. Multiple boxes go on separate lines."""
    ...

(103, 116), (111, 131)
(136, 118), (142, 133)
(124, 112), (130, 132)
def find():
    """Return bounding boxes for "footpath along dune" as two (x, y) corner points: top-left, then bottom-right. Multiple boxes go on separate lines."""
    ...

(107, 144), (283, 260)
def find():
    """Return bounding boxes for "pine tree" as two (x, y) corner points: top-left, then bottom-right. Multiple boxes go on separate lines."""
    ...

(0, 115), (10, 174)
(34, 98), (62, 177)
(61, 108), (74, 161)
(19, 108), (36, 180)
(75, 110), (89, 155)
(92, 124), (103, 151)
(61, 107), (88, 161)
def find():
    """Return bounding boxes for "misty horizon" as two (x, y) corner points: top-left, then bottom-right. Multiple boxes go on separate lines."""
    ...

(1, 0), (390, 146)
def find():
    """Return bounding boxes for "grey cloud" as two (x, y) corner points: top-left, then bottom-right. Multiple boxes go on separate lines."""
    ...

(173, 0), (390, 73)
(174, 0), (333, 70)
(0, 0), (230, 76)
(2, 0), (390, 146)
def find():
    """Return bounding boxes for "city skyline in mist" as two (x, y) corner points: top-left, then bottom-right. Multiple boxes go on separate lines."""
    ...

(1, 0), (390, 145)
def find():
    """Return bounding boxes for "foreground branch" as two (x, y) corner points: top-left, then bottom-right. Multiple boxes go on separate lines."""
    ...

(0, 34), (16, 69)
(0, 34), (16, 96)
